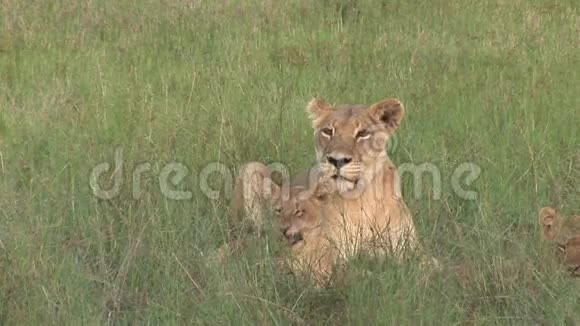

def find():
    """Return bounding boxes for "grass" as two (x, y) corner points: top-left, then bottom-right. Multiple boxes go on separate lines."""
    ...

(0, 0), (579, 324)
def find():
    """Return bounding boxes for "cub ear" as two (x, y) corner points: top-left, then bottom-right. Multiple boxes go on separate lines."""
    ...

(269, 179), (282, 203)
(539, 207), (558, 226)
(306, 98), (333, 128)
(539, 206), (560, 241)
(270, 170), (291, 203)
(368, 98), (405, 133)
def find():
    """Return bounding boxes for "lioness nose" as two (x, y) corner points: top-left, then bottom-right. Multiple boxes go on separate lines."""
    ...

(327, 155), (352, 169)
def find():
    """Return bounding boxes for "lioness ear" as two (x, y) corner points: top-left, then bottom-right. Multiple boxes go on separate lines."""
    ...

(368, 98), (405, 132)
(539, 207), (558, 226)
(306, 98), (333, 128)
(539, 206), (560, 241)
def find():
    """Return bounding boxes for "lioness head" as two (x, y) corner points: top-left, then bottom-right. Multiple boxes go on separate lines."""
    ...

(306, 98), (404, 193)
(538, 207), (580, 276)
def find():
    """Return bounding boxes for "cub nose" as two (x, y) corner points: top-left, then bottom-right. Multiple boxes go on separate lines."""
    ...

(327, 155), (352, 169)
(285, 232), (304, 245)
(281, 226), (303, 245)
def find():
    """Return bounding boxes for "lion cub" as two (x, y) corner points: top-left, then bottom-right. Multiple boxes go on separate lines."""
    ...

(538, 207), (580, 276)
(274, 166), (343, 287)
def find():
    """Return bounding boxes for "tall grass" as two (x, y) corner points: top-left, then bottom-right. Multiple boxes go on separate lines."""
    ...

(0, 0), (578, 324)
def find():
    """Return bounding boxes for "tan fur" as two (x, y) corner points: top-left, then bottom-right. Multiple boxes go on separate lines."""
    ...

(223, 161), (324, 263)
(307, 98), (420, 258)
(538, 207), (580, 276)
(223, 97), (437, 285)
(226, 161), (345, 287)
(216, 162), (285, 264)
(229, 161), (287, 234)
(275, 172), (341, 287)
(228, 161), (325, 227)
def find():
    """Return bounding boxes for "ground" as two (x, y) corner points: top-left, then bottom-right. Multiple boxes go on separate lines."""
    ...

(0, 0), (579, 324)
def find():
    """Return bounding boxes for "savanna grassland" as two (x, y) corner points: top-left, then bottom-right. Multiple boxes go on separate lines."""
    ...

(0, 0), (579, 324)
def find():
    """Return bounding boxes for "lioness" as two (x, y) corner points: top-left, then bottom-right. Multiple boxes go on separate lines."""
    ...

(224, 97), (434, 283)
(305, 97), (419, 257)
(538, 207), (580, 276)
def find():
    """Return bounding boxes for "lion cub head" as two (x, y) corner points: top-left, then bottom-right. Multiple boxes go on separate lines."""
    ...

(273, 169), (340, 287)
(275, 187), (324, 246)
(538, 207), (580, 276)
(306, 98), (404, 193)
(274, 167), (336, 249)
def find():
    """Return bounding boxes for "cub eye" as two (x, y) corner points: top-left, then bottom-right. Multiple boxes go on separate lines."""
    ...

(294, 209), (305, 217)
(321, 128), (333, 138)
(274, 207), (282, 215)
(557, 244), (566, 253)
(356, 129), (370, 139)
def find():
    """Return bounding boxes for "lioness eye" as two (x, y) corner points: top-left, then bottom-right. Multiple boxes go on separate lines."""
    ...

(356, 129), (370, 139)
(321, 128), (333, 138)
